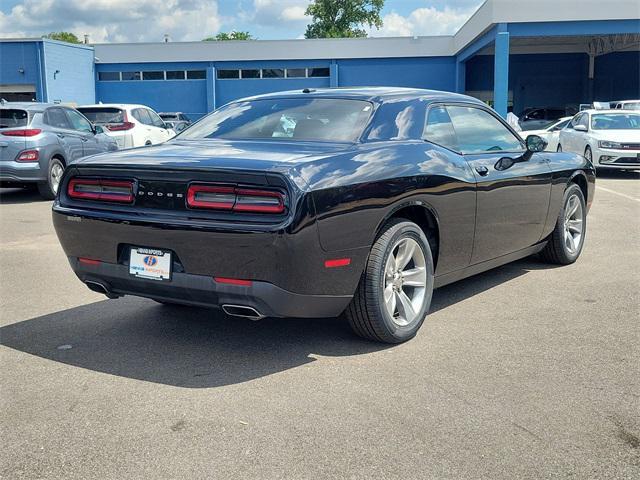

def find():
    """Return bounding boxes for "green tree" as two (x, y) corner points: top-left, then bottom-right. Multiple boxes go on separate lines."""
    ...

(304, 0), (384, 39)
(203, 31), (254, 41)
(44, 32), (81, 44)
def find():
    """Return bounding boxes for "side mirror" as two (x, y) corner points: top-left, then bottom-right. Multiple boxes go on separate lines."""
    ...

(525, 134), (548, 153)
(574, 124), (588, 132)
(94, 125), (104, 134)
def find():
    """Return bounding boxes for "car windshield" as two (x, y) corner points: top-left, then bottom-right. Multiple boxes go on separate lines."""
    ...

(178, 98), (374, 142)
(77, 107), (124, 124)
(0, 109), (29, 128)
(591, 113), (640, 130)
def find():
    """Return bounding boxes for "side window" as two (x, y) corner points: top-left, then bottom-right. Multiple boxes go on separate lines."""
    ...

(578, 114), (589, 129)
(65, 109), (93, 133)
(424, 106), (459, 152)
(132, 108), (151, 125)
(570, 114), (583, 129)
(147, 109), (165, 128)
(44, 108), (72, 129)
(446, 106), (524, 154)
(366, 101), (424, 141)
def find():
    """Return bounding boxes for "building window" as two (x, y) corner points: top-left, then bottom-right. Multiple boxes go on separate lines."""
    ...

(166, 70), (186, 80)
(121, 71), (142, 81)
(241, 69), (260, 79)
(217, 69), (240, 79)
(98, 72), (120, 81)
(142, 71), (164, 80)
(262, 68), (285, 78)
(309, 67), (330, 78)
(187, 70), (206, 79)
(286, 68), (306, 78)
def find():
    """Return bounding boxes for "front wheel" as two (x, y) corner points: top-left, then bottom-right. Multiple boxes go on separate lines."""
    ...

(584, 146), (593, 163)
(540, 183), (586, 265)
(345, 219), (434, 343)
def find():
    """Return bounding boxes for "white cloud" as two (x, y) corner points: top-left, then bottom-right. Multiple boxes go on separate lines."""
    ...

(247, 0), (310, 26)
(280, 6), (307, 22)
(0, 0), (222, 43)
(372, 5), (479, 37)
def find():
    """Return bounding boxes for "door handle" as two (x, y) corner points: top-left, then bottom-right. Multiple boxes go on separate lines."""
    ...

(81, 137), (89, 142)
(475, 165), (489, 176)
(56, 133), (65, 139)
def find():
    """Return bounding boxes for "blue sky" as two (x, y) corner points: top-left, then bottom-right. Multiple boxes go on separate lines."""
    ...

(0, 1), (483, 43)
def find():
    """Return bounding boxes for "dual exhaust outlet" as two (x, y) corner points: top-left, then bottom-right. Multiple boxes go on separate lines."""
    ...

(85, 281), (264, 321)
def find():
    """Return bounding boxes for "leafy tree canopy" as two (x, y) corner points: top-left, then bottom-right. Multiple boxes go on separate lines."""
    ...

(203, 31), (254, 41)
(304, 0), (384, 39)
(44, 32), (81, 44)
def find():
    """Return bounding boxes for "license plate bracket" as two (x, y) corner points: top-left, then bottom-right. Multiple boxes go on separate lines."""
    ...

(129, 247), (172, 281)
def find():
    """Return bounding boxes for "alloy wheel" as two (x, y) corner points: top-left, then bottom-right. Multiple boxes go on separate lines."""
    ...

(564, 194), (583, 255)
(50, 162), (64, 194)
(383, 237), (427, 327)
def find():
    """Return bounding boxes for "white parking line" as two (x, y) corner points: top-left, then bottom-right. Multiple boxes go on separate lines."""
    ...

(596, 186), (640, 203)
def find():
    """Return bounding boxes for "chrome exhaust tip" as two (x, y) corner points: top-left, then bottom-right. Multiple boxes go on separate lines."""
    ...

(222, 304), (265, 321)
(85, 280), (119, 299)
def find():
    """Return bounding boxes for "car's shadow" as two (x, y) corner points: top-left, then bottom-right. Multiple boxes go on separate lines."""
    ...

(0, 257), (547, 389)
(0, 187), (47, 204)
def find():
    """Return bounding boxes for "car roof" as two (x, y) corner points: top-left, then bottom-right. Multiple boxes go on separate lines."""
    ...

(582, 109), (638, 114)
(236, 87), (483, 105)
(0, 101), (63, 112)
(77, 103), (149, 110)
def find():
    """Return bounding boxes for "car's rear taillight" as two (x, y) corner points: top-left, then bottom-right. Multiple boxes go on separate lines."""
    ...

(187, 184), (285, 214)
(105, 122), (135, 132)
(16, 150), (39, 162)
(1, 129), (42, 137)
(67, 178), (134, 203)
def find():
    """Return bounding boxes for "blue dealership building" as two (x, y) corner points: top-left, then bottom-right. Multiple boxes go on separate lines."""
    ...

(1, 0), (638, 119)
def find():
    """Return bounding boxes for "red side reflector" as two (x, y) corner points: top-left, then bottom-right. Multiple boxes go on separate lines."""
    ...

(187, 184), (285, 214)
(214, 277), (253, 286)
(1, 129), (42, 137)
(325, 258), (351, 268)
(16, 150), (39, 162)
(79, 257), (101, 265)
(68, 178), (134, 203)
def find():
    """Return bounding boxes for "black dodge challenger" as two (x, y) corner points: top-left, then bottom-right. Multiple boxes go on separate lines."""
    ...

(52, 88), (595, 343)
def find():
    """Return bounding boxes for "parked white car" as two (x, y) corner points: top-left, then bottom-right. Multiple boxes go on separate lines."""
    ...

(521, 116), (572, 151)
(558, 110), (640, 170)
(611, 100), (640, 110)
(77, 104), (175, 149)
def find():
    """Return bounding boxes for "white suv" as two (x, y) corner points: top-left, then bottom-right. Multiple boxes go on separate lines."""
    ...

(77, 104), (175, 149)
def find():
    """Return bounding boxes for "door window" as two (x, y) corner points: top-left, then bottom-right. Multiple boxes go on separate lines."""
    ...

(146, 109), (166, 128)
(446, 106), (524, 154)
(65, 109), (94, 133)
(424, 106), (459, 152)
(44, 108), (72, 129)
(132, 108), (152, 125)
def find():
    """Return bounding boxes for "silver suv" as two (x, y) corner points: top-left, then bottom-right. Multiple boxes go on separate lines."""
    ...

(0, 102), (118, 199)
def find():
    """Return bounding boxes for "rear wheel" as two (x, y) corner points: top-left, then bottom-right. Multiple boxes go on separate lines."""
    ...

(37, 157), (64, 200)
(345, 219), (434, 343)
(540, 183), (586, 265)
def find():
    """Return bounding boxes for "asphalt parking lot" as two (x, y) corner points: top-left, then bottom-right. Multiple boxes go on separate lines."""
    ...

(1, 172), (639, 479)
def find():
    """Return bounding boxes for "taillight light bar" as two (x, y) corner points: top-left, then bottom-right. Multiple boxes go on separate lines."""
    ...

(67, 178), (134, 203)
(187, 184), (285, 214)
(16, 150), (39, 162)
(105, 122), (135, 132)
(1, 129), (42, 137)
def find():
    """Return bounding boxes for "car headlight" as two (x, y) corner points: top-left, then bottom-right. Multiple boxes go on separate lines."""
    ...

(599, 140), (622, 149)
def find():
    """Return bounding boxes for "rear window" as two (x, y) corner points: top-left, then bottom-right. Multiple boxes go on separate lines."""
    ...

(77, 107), (125, 124)
(179, 98), (373, 142)
(0, 109), (29, 128)
(159, 114), (178, 120)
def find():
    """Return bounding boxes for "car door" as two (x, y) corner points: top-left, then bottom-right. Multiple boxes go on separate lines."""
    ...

(445, 104), (553, 264)
(131, 108), (153, 145)
(43, 107), (84, 162)
(146, 108), (172, 143)
(563, 113), (588, 153)
(64, 108), (102, 157)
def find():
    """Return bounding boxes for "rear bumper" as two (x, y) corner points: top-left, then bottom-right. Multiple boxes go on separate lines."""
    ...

(70, 257), (352, 318)
(0, 160), (45, 183)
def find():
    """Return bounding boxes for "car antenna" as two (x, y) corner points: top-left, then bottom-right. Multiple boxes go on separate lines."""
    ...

(302, 88), (315, 93)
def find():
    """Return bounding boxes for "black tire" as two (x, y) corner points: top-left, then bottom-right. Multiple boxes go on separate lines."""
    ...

(37, 157), (65, 200)
(557, 144), (562, 152)
(345, 219), (434, 344)
(540, 183), (586, 265)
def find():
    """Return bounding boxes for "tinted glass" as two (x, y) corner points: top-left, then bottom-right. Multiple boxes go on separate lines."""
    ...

(98, 71), (120, 81)
(367, 101), (425, 141)
(424, 106), (459, 151)
(591, 113), (640, 130)
(0, 109), (28, 128)
(241, 69), (260, 79)
(132, 108), (151, 125)
(166, 70), (185, 80)
(77, 108), (124, 124)
(262, 69), (284, 78)
(159, 114), (178, 120)
(309, 67), (330, 77)
(187, 70), (206, 79)
(287, 68), (306, 78)
(44, 108), (71, 129)
(142, 71), (164, 80)
(447, 106), (523, 154)
(217, 70), (240, 79)
(121, 71), (141, 81)
(65, 109), (93, 132)
(179, 98), (373, 142)
(147, 109), (165, 128)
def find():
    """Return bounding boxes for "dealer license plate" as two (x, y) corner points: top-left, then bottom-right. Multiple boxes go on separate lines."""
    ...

(129, 247), (172, 281)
